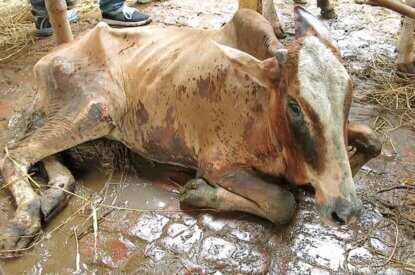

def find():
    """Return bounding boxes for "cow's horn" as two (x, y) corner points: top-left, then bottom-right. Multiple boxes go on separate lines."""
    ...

(275, 49), (288, 64)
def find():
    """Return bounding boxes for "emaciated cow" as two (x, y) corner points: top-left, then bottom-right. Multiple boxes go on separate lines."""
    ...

(0, 7), (381, 250)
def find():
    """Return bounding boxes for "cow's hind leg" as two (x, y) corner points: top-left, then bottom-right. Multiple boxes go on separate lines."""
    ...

(181, 168), (296, 224)
(0, 101), (113, 250)
(397, 0), (415, 74)
(317, 0), (336, 19)
(239, 0), (286, 38)
(347, 123), (382, 176)
(261, 0), (286, 38)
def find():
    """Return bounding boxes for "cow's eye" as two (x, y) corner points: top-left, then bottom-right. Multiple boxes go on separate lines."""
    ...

(288, 100), (301, 115)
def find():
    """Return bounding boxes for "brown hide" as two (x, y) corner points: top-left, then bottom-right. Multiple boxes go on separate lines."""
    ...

(34, 9), (284, 178)
(0, 8), (383, 252)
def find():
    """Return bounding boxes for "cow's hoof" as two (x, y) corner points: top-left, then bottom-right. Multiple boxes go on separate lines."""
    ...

(397, 62), (415, 75)
(180, 178), (218, 207)
(0, 221), (40, 251)
(321, 7), (337, 19)
(273, 24), (287, 39)
(0, 202), (41, 251)
(354, 0), (377, 5)
(40, 187), (69, 223)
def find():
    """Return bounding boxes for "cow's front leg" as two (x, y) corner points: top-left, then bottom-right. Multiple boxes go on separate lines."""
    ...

(0, 101), (113, 251)
(0, 157), (41, 251)
(40, 155), (75, 223)
(181, 167), (295, 224)
(317, 0), (336, 19)
(347, 123), (382, 176)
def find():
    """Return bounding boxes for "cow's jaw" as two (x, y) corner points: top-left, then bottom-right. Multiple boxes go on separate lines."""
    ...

(297, 36), (362, 226)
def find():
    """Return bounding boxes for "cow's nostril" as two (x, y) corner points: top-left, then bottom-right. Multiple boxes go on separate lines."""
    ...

(331, 211), (346, 225)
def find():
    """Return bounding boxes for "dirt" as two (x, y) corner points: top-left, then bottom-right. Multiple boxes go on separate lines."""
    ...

(0, 0), (414, 274)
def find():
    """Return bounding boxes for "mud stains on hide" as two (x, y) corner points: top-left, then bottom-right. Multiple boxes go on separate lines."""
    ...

(177, 85), (186, 99)
(165, 107), (175, 125)
(197, 74), (215, 99)
(136, 101), (149, 124)
(216, 67), (228, 90)
(251, 103), (263, 113)
(196, 68), (228, 102)
(143, 107), (196, 166)
(89, 102), (104, 120)
(243, 116), (275, 160)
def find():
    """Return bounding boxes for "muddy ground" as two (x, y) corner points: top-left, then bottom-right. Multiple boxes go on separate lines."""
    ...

(0, 0), (414, 274)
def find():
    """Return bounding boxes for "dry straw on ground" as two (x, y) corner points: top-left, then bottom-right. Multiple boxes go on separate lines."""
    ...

(0, 0), (98, 63)
(0, 0), (34, 62)
(357, 57), (415, 131)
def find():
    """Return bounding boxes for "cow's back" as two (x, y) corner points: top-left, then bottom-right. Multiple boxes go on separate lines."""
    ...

(34, 10), (278, 168)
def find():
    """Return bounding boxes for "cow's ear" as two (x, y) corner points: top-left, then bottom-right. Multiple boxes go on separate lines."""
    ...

(213, 41), (280, 88)
(294, 6), (337, 47)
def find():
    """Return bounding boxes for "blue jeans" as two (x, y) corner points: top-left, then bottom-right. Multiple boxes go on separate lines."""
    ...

(31, 0), (125, 17)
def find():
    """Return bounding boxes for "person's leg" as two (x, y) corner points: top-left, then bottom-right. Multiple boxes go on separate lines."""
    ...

(99, 0), (125, 15)
(100, 0), (152, 27)
(31, 0), (47, 17)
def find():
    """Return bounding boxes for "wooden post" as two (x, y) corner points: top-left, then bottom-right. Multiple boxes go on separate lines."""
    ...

(45, 0), (73, 44)
(370, 0), (415, 20)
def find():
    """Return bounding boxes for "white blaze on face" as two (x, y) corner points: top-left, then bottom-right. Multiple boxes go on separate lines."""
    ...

(297, 36), (352, 188)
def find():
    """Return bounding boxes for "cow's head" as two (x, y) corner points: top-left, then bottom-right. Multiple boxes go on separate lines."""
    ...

(215, 7), (362, 226)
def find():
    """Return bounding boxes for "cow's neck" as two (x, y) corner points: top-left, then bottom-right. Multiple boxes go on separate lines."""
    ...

(246, 104), (286, 177)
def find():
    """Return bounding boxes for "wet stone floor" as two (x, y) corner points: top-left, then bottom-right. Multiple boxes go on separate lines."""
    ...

(0, 0), (415, 274)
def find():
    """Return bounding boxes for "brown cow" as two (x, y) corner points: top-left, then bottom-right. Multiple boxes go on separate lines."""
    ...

(0, 7), (380, 250)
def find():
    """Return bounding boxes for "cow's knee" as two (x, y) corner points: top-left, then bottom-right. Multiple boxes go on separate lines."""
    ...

(87, 101), (112, 123)
(262, 189), (296, 225)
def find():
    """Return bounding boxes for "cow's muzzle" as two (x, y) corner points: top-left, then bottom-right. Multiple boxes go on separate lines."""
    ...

(327, 196), (362, 225)
(319, 196), (363, 226)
